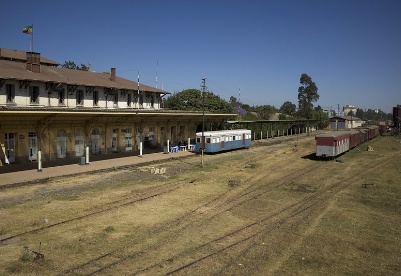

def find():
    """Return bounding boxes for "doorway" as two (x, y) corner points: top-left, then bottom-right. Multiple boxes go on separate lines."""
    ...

(4, 133), (15, 164)
(57, 129), (67, 158)
(28, 132), (37, 161)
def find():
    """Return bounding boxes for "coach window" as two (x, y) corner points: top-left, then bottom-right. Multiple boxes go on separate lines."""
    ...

(206, 138), (211, 143)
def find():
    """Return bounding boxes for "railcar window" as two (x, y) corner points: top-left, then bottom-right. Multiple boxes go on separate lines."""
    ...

(206, 138), (211, 143)
(196, 137), (201, 143)
(232, 136), (236, 141)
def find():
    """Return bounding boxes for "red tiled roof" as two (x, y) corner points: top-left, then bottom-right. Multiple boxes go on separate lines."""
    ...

(0, 59), (167, 94)
(0, 48), (59, 66)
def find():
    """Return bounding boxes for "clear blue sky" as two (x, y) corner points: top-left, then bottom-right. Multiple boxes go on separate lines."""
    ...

(1, 0), (400, 113)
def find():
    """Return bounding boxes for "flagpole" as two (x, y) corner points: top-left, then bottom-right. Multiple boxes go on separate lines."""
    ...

(31, 24), (34, 52)
(23, 25), (34, 51)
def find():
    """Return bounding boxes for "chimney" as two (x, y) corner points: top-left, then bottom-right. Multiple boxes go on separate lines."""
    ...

(111, 68), (116, 81)
(26, 52), (41, 73)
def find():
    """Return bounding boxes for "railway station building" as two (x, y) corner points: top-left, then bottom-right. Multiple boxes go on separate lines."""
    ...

(329, 115), (363, 130)
(0, 48), (234, 165)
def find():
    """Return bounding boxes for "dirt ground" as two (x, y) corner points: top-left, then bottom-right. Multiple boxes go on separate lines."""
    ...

(1, 134), (400, 275)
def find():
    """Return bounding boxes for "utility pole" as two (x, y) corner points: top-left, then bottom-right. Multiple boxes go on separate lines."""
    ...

(201, 78), (207, 167)
(351, 111), (353, 129)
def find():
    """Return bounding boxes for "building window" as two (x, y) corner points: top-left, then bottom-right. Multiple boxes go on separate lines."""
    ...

(59, 90), (65, 105)
(6, 84), (15, 103)
(76, 89), (84, 105)
(149, 127), (155, 142)
(93, 91), (99, 106)
(113, 94), (118, 106)
(127, 93), (132, 107)
(29, 86), (39, 104)
(150, 94), (154, 108)
(139, 93), (144, 106)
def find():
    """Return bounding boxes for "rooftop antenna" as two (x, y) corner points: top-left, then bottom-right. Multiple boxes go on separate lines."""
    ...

(156, 60), (158, 89)
(137, 70), (140, 103)
(238, 87), (241, 102)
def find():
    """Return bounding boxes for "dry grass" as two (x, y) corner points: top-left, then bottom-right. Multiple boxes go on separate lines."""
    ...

(1, 135), (400, 275)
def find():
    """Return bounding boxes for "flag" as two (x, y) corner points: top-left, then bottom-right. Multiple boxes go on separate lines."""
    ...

(22, 26), (33, 34)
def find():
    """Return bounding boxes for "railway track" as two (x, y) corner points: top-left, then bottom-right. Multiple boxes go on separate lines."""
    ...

(59, 150), (327, 274)
(4, 134), (392, 275)
(157, 153), (397, 276)
(0, 145), (301, 244)
(64, 151), (395, 275)
(0, 183), (182, 243)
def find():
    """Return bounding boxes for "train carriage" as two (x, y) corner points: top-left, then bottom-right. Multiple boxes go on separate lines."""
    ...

(358, 129), (368, 143)
(369, 125), (379, 139)
(316, 125), (380, 158)
(357, 125), (379, 140)
(195, 129), (251, 153)
(315, 131), (351, 158)
(350, 129), (361, 149)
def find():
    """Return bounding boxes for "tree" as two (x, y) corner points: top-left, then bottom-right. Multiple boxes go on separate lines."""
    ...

(254, 105), (277, 120)
(313, 109), (329, 129)
(280, 101), (296, 117)
(164, 89), (233, 113)
(278, 113), (288, 120)
(297, 73), (319, 119)
(229, 96), (240, 106)
(356, 108), (365, 120)
(61, 61), (89, 71)
(233, 106), (247, 117)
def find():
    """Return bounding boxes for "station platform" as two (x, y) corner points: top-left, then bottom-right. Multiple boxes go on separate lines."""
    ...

(0, 150), (194, 188)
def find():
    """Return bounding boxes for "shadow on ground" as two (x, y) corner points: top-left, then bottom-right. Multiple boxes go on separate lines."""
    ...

(0, 149), (162, 174)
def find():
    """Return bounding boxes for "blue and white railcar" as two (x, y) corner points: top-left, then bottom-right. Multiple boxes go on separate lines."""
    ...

(195, 129), (252, 153)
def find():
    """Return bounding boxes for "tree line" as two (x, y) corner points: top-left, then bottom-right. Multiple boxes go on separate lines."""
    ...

(60, 62), (392, 126)
(164, 73), (329, 129)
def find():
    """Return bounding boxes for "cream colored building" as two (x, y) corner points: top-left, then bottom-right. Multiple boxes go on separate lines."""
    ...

(0, 48), (233, 165)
